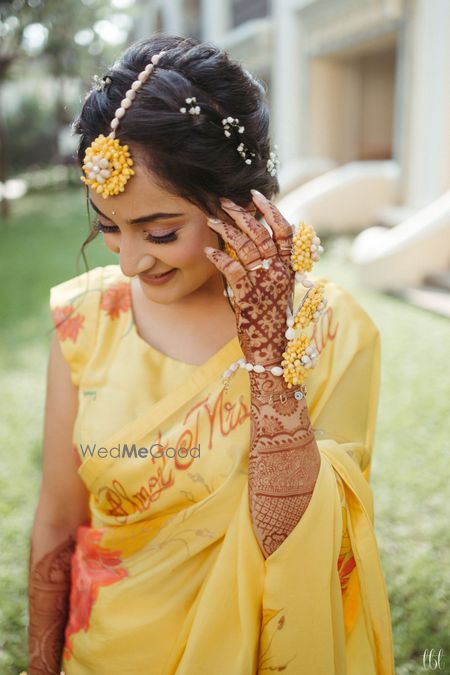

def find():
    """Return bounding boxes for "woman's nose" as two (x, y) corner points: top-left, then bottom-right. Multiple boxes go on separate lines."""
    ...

(118, 234), (157, 278)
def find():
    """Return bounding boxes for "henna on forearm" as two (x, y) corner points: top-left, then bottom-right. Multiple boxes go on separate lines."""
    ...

(28, 533), (76, 675)
(248, 371), (321, 559)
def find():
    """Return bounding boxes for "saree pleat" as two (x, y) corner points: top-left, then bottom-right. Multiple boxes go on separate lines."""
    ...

(48, 264), (395, 674)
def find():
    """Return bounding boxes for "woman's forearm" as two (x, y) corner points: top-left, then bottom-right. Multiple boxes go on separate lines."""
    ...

(248, 370), (321, 559)
(28, 524), (76, 675)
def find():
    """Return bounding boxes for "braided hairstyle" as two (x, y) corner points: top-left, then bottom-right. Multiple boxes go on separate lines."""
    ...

(75, 33), (278, 209)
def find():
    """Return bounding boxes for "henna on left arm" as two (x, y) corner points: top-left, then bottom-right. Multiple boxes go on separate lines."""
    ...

(247, 370), (321, 559)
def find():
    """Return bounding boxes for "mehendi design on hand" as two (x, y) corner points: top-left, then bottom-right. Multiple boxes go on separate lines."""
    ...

(28, 534), (76, 675)
(205, 193), (295, 366)
(204, 192), (321, 559)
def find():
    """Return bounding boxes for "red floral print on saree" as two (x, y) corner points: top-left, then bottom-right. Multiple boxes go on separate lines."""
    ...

(63, 527), (128, 661)
(51, 306), (85, 342)
(100, 282), (131, 320)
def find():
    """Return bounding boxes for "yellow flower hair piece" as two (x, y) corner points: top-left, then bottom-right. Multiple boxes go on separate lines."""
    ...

(80, 50), (166, 199)
(81, 135), (134, 198)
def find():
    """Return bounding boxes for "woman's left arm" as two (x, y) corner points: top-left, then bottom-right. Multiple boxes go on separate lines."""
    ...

(205, 191), (321, 559)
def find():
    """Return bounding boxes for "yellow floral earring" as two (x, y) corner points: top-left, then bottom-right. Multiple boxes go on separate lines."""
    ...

(80, 50), (166, 199)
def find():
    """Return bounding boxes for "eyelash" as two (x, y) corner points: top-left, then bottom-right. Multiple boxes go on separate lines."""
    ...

(93, 218), (178, 244)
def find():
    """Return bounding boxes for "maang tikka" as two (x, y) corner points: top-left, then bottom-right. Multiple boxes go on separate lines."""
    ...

(80, 49), (280, 199)
(80, 50), (167, 199)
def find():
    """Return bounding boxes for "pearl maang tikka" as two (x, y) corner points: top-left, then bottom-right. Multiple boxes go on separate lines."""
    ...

(80, 50), (166, 198)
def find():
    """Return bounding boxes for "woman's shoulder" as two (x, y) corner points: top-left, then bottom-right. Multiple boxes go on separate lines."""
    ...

(50, 264), (127, 300)
(49, 264), (129, 386)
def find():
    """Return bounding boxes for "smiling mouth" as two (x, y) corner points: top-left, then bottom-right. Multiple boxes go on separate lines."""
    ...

(141, 269), (175, 279)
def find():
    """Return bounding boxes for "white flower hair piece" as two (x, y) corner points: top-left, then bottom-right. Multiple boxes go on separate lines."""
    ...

(180, 96), (201, 115)
(221, 116), (256, 165)
(267, 145), (280, 177)
(92, 74), (111, 92)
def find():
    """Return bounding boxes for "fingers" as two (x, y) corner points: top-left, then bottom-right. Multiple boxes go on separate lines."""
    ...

(250, 189), (293, 263)
(207, 218), (262, 269)
(220, 198), (279, 261)
(203, 245), (252, 292)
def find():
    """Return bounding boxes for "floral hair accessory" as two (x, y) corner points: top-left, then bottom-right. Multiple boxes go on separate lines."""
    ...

(180, 96), (201, 115)
(266, 145), (280, 177)
(80, 50), (166, 198)
(92, 74), (112, 92)
(221, 116), (256, 165)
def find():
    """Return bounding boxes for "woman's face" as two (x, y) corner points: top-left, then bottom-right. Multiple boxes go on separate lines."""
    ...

(87, 156), (253, 305)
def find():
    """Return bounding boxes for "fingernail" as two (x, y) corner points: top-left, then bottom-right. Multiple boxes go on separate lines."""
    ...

(250, 189), (266, 202)
(220, 197), (235, 207)
(207, 217), (222, 225)
(204, 246), (215, 254)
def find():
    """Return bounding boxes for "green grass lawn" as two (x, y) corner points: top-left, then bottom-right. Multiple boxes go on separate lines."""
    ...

(1, 188), (449, 674)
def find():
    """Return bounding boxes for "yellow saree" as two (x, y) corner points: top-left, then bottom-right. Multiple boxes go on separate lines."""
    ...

(48, 264), (394, 674)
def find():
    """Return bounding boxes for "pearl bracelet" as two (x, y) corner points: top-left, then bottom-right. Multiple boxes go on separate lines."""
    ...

(223, 357), (284, 379)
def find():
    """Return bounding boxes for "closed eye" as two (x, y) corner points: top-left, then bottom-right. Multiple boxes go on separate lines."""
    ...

(94, 218), (178, 244)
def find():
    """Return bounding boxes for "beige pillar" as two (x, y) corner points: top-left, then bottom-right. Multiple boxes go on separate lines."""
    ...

(160, 0), (185, 35)
(201, 0), (232, 42)
(404, 0), (450, 206)
(271, 0), (307, 162)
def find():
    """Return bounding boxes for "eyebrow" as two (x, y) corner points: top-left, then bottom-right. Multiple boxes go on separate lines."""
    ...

(88, 198), (183, 225)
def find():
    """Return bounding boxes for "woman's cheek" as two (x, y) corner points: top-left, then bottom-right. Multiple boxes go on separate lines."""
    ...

(103, 233), (120, 253)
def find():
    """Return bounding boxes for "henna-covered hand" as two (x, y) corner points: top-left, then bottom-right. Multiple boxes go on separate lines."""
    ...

(204, 190), (295, 367)
(205, 190), (321, 559)
(28, 534), (76, 675)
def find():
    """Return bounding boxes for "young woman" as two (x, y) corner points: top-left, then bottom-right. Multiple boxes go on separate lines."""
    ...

(27, 35), (395, 675)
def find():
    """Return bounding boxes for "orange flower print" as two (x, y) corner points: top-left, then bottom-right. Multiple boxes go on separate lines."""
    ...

(338, 550), (356, 593)
(63, 526), (128, 660)
(100, 282), (131, 320)
(52, 305), (85, 342)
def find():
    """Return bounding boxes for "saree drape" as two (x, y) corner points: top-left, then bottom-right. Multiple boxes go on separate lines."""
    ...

(48, 264), (395, 674)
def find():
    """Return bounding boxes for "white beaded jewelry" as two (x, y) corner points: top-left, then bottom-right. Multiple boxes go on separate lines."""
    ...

(81, 50), (166, 197)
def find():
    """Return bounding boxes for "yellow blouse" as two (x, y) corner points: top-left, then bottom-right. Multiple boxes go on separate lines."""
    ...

(48, 264), (394, 674)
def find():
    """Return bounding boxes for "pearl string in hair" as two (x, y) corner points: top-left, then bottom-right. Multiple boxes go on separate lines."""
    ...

(81, 50), (166, 198)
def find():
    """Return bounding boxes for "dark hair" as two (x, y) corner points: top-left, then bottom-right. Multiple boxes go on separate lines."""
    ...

(50, 35), (281, 340)
(73, 33), (279, 257)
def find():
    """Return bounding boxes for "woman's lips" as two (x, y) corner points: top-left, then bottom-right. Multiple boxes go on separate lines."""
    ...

(138, 269), (177, 285)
